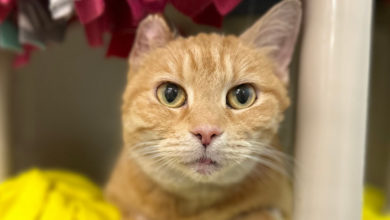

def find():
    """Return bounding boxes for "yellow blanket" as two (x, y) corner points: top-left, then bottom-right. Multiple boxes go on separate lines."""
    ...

(364, 186), (390, 220)
(0, 169), (120, 220)
(0, 169), (389, 220)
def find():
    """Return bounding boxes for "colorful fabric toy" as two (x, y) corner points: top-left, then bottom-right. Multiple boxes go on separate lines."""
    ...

(0, 0), (243, 67)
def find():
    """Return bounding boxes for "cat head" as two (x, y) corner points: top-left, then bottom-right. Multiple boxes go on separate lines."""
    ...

(121, 0), (301, 189)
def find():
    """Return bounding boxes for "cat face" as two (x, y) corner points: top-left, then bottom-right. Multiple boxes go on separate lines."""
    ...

(121, 0), (301, 188)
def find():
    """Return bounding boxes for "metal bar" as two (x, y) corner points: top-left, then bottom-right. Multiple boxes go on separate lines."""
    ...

(0, 52), (12, 181)
(293, 0), (373, 219)
(386, 153), (390, 212)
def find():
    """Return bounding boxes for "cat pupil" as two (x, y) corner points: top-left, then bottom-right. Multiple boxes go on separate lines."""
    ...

(164, 84), (178, 103)
(235, 86), (250, 104)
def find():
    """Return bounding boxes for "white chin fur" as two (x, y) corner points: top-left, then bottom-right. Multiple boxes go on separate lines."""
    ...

(152, 158), (256, 189)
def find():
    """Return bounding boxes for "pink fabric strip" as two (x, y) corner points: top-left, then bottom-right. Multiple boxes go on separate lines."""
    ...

(75, 0), (105, 24)
(127, 0), (145, 24)
(213, 0), (242, 16)
(84, 15), (108, 47)
(0, 0), (12, 4)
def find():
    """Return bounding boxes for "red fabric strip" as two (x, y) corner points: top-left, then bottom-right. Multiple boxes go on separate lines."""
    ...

(192, 3), (223, 28)
(106, 30), (135, 58)
(169, 0), (211, 17)
(83, 15), (108, 47)
(141, 0), (167, 13)
(0, 0), (14, 24)
(13, 44), (36, 68)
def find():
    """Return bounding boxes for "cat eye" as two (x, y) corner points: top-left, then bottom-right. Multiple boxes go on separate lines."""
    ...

(226, 84), (256, 109)
(156, 82), (186, 108)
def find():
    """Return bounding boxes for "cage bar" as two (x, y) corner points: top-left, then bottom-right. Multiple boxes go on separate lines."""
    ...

(0, 53), (11, 181)
(294, 0), (373, 219)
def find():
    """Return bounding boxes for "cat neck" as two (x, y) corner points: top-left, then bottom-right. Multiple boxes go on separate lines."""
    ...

(108, 152), (233, 214)
(105, 150), (286, 217)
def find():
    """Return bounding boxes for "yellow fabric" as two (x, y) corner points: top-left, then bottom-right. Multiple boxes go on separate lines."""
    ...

(0, 169), (120, 220)
(363, 186), (390, 220)
(1, 169), (389, 220)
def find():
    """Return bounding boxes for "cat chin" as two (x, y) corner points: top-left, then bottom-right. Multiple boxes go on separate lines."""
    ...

(149, 161), (257, 191)
(186, 161), (255, 184)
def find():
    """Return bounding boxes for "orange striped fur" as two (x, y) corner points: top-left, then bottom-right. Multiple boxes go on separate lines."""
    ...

(106, 1), (301, 219)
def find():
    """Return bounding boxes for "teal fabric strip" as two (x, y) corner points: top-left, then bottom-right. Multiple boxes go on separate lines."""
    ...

(0, 20), (22, 53)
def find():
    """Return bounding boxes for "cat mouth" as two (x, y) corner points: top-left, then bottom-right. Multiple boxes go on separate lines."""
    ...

(188, 157), (220, 175)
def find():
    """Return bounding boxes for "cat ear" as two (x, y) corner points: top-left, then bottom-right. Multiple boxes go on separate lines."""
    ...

(240, 0), (301, 84)
(129, 14), (174, 70)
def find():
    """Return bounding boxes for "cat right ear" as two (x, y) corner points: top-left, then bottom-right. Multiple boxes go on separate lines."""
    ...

(129, 14), (173, 70)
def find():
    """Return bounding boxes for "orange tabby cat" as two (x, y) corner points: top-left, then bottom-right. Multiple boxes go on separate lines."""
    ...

(105, 1), (301, 219)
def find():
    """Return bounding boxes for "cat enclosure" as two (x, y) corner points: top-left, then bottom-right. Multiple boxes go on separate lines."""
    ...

(0, 0), (387, 219)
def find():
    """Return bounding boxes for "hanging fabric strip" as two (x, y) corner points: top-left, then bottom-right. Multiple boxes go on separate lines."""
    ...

(213, 0), (242, 16)
(18, 0), (67, 48)
(193, 3), (223, 27)
(106, 30), (135, 58)
(83, 15), (107, 47)
(105, 0), (134, 32)
(0, 0), (15, 24)
(126, 0), (167, 25)
(170, 0), (211, 17)
(49, 0), (74, 20)
(0, 0), (245, 67)
(127, 0), (145, 25)
(103, 0), (135, 56)
(18, 0), (48, 48)
(141, 0), (167, 12)
(13, 44), (36, 68)
(74, 0), (105, 24)
(0, 19), (22, 52)
(75, 0), (107, 48)
(169, 0), (242, 27)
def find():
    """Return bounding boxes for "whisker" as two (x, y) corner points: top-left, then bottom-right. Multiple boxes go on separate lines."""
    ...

(245, 140), (296, 166)
(228, 158), (268, 185)
(223, 140), (294, 180)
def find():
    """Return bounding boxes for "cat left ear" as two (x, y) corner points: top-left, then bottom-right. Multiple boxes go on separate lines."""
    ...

(240, 0), (302, 84)
(129, 14), (174, 70)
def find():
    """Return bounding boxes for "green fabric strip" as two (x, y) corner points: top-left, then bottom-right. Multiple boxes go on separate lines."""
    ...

(0, 20), (22, 53)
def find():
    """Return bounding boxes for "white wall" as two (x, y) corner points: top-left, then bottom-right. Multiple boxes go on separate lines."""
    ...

(10, 26), (127, 183)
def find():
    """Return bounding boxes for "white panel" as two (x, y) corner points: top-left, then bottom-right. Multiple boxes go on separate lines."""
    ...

(294, 0), (373, 219)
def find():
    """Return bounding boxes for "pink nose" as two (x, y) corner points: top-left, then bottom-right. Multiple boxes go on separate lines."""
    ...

(191, 126), (223, 148)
